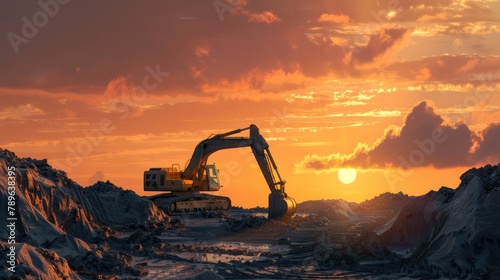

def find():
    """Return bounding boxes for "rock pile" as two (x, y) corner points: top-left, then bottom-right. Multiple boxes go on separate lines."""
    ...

(0, 148), (180, 279)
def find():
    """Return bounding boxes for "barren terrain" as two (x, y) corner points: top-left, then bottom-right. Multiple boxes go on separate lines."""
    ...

(1, 148), (499, 279)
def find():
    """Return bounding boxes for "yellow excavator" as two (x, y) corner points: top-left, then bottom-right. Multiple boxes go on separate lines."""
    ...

(144, 124), (296, 220)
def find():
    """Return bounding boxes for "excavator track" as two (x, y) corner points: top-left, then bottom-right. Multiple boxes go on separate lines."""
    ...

(148, 193), (231, 215)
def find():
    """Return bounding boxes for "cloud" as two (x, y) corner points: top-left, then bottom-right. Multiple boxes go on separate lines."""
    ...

(0, 0), (497, 97)
(246, 11), (281, 23)
(390, 0), (494, 23)
(327, 110), (402, 118)
(198, 69), (309, 98)
(440, 22), (499, 36)
(349, 27), (413, 69)
(103, 76), (132, 98)
(0, 104), (45, 120)
(415, 67), (432, 81)
(318, 13), (350, 24)
(0, 1), (413, 95)
(296, 100), (500, 172)
(417, 12), (454, 22)
(473, 123), (500, 163)
(387, 55), (500, 82)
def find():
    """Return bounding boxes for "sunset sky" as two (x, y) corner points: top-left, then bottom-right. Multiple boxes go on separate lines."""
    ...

(1, 0), (499, 207)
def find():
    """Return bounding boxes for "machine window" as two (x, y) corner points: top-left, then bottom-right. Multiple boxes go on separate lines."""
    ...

(206, 165), (219, 186)
(147, 181), (157, 189)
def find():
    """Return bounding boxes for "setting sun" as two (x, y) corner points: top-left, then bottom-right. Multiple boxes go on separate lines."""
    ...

(338, 168), (357, 184)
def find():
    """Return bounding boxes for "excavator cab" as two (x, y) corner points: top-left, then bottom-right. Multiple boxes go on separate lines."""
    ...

(144, 164), (221, 192)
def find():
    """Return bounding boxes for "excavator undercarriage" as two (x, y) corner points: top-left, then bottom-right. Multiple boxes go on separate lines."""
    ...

(148, 192), (231, 215)
(144, 124), (297, 220)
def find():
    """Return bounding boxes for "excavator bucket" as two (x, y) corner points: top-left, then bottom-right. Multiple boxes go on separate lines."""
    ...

(268, 191), (297, 220)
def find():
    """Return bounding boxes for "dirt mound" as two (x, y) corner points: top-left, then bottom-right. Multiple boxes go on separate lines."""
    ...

(223, 215), (295, 233)
(377, 187), (454, 247)
(190, 270), (224, 280)
(0, 242), (79, 280)
(84, 180), (169, 229)
(356, 191), (410, 214)
(0, 149), (172, 243)
(297, 199), (358, 220)
(378, 163), (500, 278)
(0, 148), (179, 278)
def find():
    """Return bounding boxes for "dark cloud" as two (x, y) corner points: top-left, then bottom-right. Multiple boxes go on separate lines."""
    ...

(350, 27), (412, 69)
(387, 55), (500, 82)
(0, 0), (419, 95)
(298, 101), (500, 170)
(473, 123), (500, 163)
(0, 1), (212, 92)
(0, 0), (354, 94)
(470, 43), (492, 54)
(1, 0), (497, 96)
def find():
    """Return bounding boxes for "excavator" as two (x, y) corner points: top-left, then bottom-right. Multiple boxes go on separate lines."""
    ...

(144, 124), (297, 220)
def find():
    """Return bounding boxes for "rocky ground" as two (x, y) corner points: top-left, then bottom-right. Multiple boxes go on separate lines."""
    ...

(103, 210), (400, 279)
(1, 148), (499, 279)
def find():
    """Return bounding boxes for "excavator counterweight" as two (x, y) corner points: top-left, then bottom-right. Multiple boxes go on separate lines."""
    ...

(144, 124), (296, 220)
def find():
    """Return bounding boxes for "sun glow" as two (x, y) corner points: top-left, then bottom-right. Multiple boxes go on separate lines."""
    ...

(387, 10), (397, 19)
(338, 168), (357, 184)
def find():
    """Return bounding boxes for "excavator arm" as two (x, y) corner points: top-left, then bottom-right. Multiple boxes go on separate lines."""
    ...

(182, 124), (296, 219)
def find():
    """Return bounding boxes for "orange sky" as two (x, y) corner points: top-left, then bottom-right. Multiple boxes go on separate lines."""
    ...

(1, 0), (499, 207)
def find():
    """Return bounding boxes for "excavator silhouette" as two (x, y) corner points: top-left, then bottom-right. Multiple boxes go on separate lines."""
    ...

(144, 124), (297, 220)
